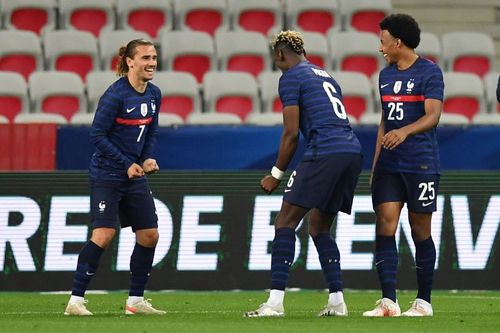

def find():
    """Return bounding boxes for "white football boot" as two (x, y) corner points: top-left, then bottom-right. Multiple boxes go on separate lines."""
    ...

(64, 299), (93, 316)
(402, 298), (433, 316)
(363, 298), (401, 317)
(317, 302), (348, 317)
(245, 303), (285, 317)
(125, 298), (166, 315)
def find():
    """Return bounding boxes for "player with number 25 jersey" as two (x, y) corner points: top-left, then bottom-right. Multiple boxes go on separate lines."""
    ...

(364, 14), (444, 318)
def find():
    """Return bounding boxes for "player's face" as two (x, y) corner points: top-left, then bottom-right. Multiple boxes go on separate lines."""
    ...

(379, 30), (400, 65)
(127, 45), (157, 82)
(273, 48), (287, 71)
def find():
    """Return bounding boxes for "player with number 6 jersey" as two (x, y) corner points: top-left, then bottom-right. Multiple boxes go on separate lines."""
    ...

(363, 14), (444, 318)
(245, 31), (362, 318)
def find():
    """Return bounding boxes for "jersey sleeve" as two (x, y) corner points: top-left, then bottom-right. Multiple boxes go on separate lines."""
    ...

(423, 65), (444, 102)
(278, 71), (301, 107)
(140, 86), (161, 163)
(90, 87), (135, 169)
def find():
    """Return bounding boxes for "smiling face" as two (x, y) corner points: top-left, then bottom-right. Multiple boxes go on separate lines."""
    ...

(379, 29), (401, 65)
(126, 44), (157, 83)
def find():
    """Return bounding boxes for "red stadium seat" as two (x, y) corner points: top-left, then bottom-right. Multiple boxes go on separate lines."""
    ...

(203, 71), (259, 121)
(43, 30), (99, 82)
(59, 0), (115, 38)
(340, 0), (392, 35)
(2, 0), (56, 36)
(0, 30), (42, 81)
(216, 31), (270, 78)
(286, 0), (339, 34)
(302, 32), (330, 69)
(175, 0), (228, 36)
(117, 0), (173, 40)
(153, 71), (200, 120)
(231, 0), (283, 36)
(0, 72), (29, 122)
(443, 72), (485, 120)
(29, 71), (87, 121)
(329, 31), (383, 78)
(161, 31), (215, 84)
(442, 32), (495, 78)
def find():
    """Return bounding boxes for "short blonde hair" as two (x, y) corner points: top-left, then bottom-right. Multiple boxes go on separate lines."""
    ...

(271, 30), (305, 54)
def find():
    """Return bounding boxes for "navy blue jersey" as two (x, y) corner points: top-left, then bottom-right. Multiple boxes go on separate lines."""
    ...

(376, 57), (444, 174)
(278, 61), (362, 158)
(89, 77), (161, 181)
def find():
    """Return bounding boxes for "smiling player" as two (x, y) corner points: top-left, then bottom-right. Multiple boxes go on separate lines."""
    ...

(363, 14), (444, 317)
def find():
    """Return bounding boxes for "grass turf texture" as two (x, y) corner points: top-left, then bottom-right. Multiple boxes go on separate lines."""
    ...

(0, 290), (498, 332)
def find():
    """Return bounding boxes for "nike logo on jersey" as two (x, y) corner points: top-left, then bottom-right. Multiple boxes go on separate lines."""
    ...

(126, 107), (136, 113)
(85, 271), (95, 276)
(380, 83), (390, 88)
(375, 260), (385, 266)
(422, 201), (434, 207)
(284, 189), (292, 192)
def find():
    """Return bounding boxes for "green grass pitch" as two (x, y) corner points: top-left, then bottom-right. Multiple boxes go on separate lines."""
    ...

(1, 290), (499, 332)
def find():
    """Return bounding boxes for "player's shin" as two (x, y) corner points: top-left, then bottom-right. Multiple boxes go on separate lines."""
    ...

(375, 235), (398, 302)
(415, 236), (436, 303)
(129, 243), (156, 297)
(268, 227), (296, 305)
(71, 241), (104, 297)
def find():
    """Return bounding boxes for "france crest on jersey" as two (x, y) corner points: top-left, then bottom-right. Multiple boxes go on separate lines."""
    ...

(376, 57), (444, 174)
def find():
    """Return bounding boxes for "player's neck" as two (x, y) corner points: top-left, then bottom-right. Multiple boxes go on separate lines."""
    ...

(127, 76), (147, 93)
(396, 51), (419, 70)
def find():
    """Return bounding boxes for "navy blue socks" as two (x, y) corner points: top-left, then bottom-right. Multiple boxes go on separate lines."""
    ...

(129, 243), (156, 297)
(415, 236), (436, 303)
(270, 227), (296, 291)
(71, 241), (104, 297)
(375, 235), (398, 302)
(313, 233), (343, 293)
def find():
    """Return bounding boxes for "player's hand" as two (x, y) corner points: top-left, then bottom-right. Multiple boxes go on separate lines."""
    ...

(381, 128), (408, 150)
(127, 163), (145, 179)
(142, 158), (159, 174)
(260, 175), (281, 194)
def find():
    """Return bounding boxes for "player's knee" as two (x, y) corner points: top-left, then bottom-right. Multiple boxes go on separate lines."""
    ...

(137, 229), (159, 247)
(376, 215), (398, 235)
(91, 228), (116, 248)
(308, 222), (330, 238)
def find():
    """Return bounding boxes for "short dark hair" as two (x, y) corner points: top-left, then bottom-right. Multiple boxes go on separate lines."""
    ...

(379, 14), (420, 49)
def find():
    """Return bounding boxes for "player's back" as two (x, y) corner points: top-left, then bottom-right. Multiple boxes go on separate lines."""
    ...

(279, 61), (361, 158)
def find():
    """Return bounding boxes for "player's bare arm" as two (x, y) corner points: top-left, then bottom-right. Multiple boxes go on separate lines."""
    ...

(260, 105), (300, 194)
(142, 158), (159, 174)
(382, 98), (442, 150)
(370, 117), (385, 185)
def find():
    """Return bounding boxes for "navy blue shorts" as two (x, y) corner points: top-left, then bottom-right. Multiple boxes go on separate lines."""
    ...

(283, 153), (362, 215)
(90, 179), (158, 232)
(371, 172), (440, 213)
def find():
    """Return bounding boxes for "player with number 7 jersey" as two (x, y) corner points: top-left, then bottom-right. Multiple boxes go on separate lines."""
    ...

(246, 31), (362, 318)
(65, 39), (164, 316)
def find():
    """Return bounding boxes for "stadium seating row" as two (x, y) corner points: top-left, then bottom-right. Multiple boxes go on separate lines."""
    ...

(1, 0), (393, 38)
(1, 70), (498, 126)
(0, 28), (495, 86)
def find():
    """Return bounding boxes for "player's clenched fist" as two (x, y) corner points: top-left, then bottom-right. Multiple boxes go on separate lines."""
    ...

(142, 158), (159, 174)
